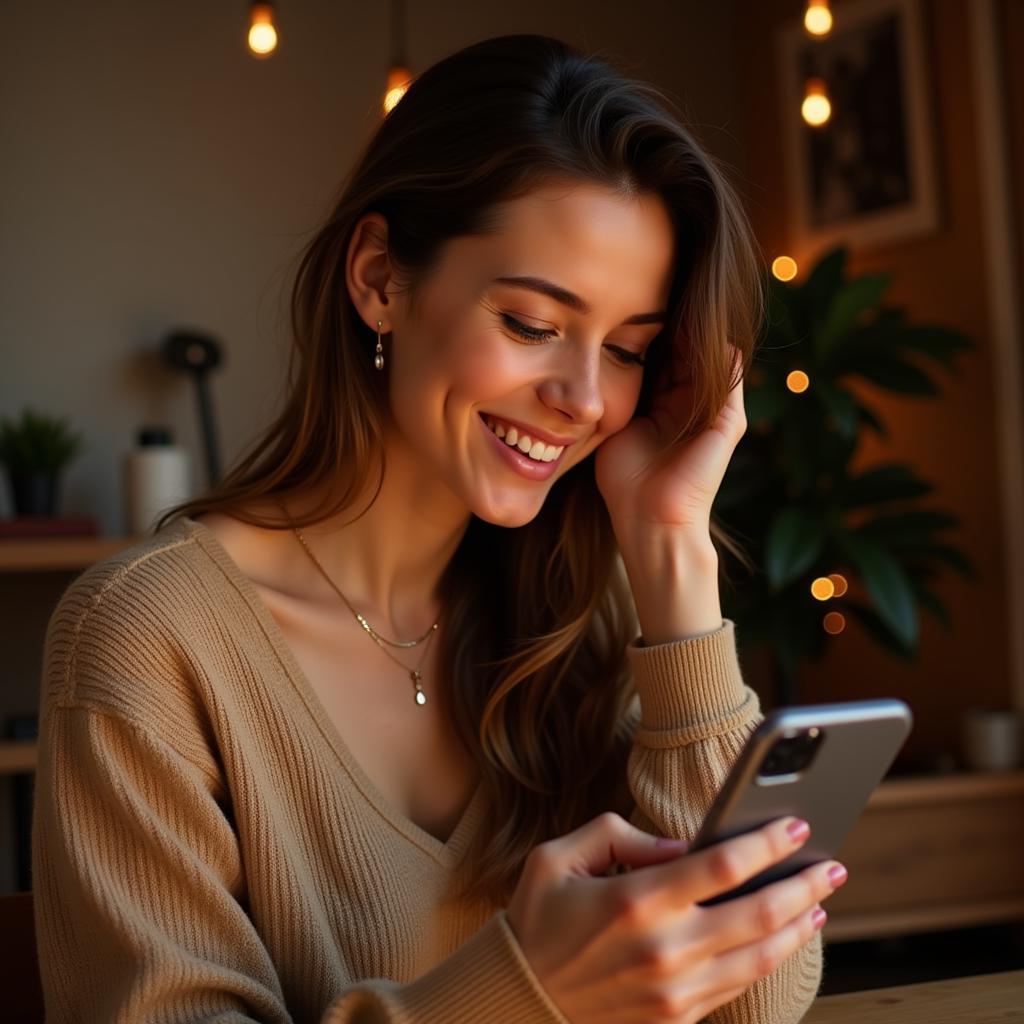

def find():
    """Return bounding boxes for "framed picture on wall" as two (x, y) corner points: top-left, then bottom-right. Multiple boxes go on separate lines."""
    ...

(776, 0), (940, 258)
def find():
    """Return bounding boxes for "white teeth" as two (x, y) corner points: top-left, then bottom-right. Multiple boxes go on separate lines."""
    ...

(484, 415), (565, 463)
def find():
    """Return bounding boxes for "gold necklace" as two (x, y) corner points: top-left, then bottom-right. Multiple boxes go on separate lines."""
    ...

(291, 527), (438, 707)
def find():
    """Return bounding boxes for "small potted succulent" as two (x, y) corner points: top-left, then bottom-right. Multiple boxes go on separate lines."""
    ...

(0, 407), (84, 517)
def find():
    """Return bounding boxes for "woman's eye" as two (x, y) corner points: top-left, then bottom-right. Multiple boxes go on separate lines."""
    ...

(500, 313), (645, 367)
(500, 313), (555, 342)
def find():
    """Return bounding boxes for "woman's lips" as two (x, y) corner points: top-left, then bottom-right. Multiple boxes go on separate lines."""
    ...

(479, 413), (565, 481)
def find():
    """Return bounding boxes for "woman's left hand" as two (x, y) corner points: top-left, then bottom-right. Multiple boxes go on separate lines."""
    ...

(594, 345), (747, 547)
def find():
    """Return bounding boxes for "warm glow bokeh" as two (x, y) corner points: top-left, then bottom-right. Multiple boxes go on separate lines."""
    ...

(787, 370), (810, 393)
(384, 65), (413, 114)
(772, 255), (799, 281)
(247, 3), (278, 57)
(811, 577), (835, 601)
(804, 1), (833, 36)
(823, 611), (846, 634)
(802, 77), (831, 126)
(828, 573), (848, 597)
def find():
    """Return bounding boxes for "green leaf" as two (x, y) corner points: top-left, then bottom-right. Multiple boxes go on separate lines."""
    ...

(860, 510), (961, 543)
(814, 380), (860, 441)
(895, 325), (974, 368)
(815, 273), (892, 362)
(802, 246), (848, 319)
(844, 601), (916, 660)
(926, 544), (977, 579)
(913, 585), (951, 629)
(765, 507), (827, 591)
(838, 532), (919, 649)
(841, 464), (935, 507)
(856, 356), (939, 395)
(857, 403), (888, 438)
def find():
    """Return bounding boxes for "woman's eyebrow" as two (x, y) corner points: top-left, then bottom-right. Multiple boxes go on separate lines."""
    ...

(491, 275), (666, 324)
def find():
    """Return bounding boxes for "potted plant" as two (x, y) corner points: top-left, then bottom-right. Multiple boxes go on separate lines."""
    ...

(0, 407), (84, 518)
(713, 245), (977, 705)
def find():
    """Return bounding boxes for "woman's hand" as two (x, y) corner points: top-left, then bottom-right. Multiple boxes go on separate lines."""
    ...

(594, 345), (747, 544)
(506, 812), (840, 1024)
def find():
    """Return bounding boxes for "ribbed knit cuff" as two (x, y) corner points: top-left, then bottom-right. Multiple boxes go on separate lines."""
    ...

(626, 617), (754, 737)
(361, 909), (570, 1023)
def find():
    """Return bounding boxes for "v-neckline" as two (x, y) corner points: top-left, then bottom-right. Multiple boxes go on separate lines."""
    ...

(181, 514), (485, 865)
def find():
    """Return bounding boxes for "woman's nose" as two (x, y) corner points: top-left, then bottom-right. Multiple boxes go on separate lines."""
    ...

(536, 345), (605, 425)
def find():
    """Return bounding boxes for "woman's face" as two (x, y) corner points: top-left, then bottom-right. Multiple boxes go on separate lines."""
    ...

(368, 179), (675, 527)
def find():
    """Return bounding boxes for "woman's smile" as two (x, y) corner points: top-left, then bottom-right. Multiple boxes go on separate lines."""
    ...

(478, 410), (568, 481)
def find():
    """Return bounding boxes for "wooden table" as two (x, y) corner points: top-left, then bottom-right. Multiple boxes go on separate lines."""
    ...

(805, 969), (1023, 1022)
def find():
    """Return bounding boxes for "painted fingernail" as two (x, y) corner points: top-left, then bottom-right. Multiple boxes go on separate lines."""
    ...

(827, 864), (848, 889)
(811, 907), (827, 930)
(656, 836), (689, 849)
(786, 818), (810, 843)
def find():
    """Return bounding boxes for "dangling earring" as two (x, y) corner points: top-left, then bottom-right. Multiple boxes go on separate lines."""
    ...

(375, 320), (384, 371)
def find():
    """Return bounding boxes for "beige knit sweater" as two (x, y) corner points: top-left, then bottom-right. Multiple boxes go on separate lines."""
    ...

(31, 515), (822, 1022)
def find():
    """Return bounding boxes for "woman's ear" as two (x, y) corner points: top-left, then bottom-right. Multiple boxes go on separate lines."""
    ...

(346, 212), (395, 333)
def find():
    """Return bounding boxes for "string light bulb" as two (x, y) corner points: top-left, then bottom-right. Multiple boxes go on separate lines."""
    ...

(772, 256), (799, 281)
(823, 611), (845, 634)
(383, 0), (411, 115)
(802, 76), (831, 126)
(247, 2), (278, 58)
(384, 64), (412, 114)
(804, 0), (833, 37)
(786, 370), (810, 393)
(828, 573), (848, 597)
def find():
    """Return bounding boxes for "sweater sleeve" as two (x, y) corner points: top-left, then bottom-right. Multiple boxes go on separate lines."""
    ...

(622, 617), (823, 1024)
(31, 585), (569, 1024)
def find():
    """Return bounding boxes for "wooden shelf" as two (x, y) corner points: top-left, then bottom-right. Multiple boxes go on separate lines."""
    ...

(0, 741), (37, 774)
(824, 769), (1024, 942)
(0, 536), (138, 572)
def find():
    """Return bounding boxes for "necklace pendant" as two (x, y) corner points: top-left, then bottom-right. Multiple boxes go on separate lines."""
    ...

(411, 669), (426, 705)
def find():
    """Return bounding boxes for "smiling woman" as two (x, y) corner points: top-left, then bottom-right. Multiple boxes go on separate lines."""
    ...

(31, 32), (826, 1024)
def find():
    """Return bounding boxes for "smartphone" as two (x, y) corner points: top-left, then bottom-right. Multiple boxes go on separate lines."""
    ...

(689, 698), (912, 906)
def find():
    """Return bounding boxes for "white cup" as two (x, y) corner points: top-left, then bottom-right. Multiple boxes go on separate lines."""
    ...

(962, 708), (1021, 772)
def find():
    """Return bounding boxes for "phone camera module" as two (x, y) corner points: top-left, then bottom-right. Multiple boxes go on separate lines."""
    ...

(758, 727), (825, 777)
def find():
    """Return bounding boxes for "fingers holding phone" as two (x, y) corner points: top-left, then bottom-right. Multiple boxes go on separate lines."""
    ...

(505, 812), (834, 1024)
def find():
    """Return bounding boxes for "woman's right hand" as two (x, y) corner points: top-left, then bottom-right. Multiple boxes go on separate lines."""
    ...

(505, 812), (844, 1024)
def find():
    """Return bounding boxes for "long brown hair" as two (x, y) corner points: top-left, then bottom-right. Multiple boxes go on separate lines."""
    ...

(157, 33), (764, 910)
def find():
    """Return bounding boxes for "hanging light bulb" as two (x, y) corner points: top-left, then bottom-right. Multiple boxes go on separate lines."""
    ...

(383, 0), (411, 115)
(248, 2), (278, 58)
(801, 76), (831, 126)
(804, 0), (833, 37)
(384, 65), (412, 114)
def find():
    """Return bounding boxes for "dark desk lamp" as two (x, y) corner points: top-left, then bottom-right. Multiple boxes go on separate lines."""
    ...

(161, 330), (224, 487)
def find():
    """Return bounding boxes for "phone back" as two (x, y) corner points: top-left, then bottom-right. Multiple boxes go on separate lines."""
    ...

(691, 698), (912, 904)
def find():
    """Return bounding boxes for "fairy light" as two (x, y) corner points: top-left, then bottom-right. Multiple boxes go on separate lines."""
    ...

(787, 370), (810, 393)
(772, 256), (799, 281)
(823, 611), (846, 634)
(247, 2), (278, 57)
(811, 577), (835, 601)
(804, 0), (833, 37)
(828, 573), (848, 597)
(802, 77), (831, 127)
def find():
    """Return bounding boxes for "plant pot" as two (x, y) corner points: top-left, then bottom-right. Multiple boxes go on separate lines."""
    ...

(6, 470), (60, 517)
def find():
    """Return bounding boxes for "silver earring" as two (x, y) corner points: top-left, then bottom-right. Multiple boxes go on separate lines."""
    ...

(375, 320), (384, 370)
